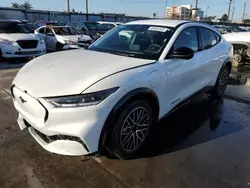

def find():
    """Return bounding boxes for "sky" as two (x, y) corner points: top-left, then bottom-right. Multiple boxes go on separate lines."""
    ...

(2, 0), (249, 21)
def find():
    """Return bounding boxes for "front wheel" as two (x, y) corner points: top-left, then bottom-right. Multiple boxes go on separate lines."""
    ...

(106, 100), (153, 159)
(212, 66), (230, 99)
(55, 42), (64, 51)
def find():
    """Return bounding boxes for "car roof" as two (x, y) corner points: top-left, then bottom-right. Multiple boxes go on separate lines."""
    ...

(98, 21), (116, 24)
(0, 19), (21, 23)
(125, 19), (189, 27)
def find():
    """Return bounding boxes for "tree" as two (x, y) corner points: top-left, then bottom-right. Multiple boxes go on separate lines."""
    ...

(221, 14), (228, 21)
(72, 8), (75, 13)
(243, 19), (250, 24)
(153, 13), (156, 18)
(11, 2), (21, 8)
(20, 1), (33, 9)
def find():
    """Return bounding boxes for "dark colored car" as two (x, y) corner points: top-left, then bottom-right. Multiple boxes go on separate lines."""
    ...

(21, 20), (38, 33)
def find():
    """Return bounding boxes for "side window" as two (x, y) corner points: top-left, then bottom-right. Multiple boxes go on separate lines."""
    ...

(107, 24), (115, 29)
(39, 27), (45, 34)
(200, 28), (217, 50)
(172, 27), (198, 52)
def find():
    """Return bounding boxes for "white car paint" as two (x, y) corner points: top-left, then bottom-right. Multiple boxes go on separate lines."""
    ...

(223, 32), (250, 42)
(0, 21), (46, 58)
(12, 20), (232, 156)
(34, 26), (92, 51)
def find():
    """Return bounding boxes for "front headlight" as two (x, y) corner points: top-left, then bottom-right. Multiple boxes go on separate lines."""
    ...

(44, 87), (119, 108)
(0, 38), (14, 45)
(40, 39), (45, 44)
(65, 40), (77, 45)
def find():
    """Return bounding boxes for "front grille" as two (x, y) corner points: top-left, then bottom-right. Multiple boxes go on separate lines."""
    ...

(17, 40), (38, 49)
(15, 51), (40, 55)
(26, 123), (89, 152)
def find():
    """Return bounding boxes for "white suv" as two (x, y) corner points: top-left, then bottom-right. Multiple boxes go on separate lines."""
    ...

(11, 20), (232, 159)
(0, 20), (46, 59)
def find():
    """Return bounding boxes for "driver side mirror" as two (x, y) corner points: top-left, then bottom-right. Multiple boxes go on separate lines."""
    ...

(167, 47), (194, 60)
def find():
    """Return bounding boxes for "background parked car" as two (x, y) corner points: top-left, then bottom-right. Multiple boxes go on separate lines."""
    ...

(35, 20), (64, 27)
(66, 22), (89, 34)
(83, 21), (118, 39)
(0, 19), (46, 59)
(35, 25), (93, 51)
(223, 32), (250, 67)
(21, 20), (38, 33)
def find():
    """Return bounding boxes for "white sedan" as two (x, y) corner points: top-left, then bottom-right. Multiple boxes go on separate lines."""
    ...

(0, 20), (46, 59)
(35, 25), (93, 51)
(12, 20), (232, 159)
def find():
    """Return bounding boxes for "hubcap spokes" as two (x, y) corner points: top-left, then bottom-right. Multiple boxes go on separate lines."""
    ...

(120, 107), (149, 152)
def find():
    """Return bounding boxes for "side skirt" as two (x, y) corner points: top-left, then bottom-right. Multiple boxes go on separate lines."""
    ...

(158, 86), (213, 121)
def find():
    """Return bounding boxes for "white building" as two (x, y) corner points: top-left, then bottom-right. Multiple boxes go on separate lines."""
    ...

(165, 4), (204, 20)
(165, 6), (190, 19)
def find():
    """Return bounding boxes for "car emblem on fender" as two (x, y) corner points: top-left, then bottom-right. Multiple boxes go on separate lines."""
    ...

(19, 96), (27, 103)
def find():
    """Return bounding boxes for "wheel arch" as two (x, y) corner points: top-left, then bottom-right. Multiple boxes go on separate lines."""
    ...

(230, 42), (250, 50)
(98, 87), (160, 151)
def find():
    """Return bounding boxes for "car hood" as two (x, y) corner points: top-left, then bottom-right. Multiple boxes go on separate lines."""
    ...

(0, 33), (38, 41)
(223, 32), (250, 42)
(13, 49), (153, 97)
(58, 34), (92, 42)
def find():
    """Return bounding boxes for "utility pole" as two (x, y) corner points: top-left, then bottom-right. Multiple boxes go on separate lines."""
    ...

(242, 0), (246, 23)
(205, 6), (209, 18)
(228, 0), (232, 19)
(172, 0), (175, 19)
(86, 0), (89, 21)
(164, 0), (168, 19)
(194, 0), (198, 20)
(231, 7), (235, 22)
(66, 0), (70, 13)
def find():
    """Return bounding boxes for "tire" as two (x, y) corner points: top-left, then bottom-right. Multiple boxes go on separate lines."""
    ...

(212, 66), (230, 99)
(56, 42), (64, 51)
(106, 100), (153, 159)
(0, 49), (3, 62)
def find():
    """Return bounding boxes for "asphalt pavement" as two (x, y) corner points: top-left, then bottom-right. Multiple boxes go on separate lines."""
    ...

(0, 61), (250, 188)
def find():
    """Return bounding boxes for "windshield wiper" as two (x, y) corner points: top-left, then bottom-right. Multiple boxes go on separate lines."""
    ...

(110, 51), (136, 57)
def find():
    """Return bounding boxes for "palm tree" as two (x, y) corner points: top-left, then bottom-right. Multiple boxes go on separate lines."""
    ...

(11, 2), (21, 8)
(21, 1), (33, 9)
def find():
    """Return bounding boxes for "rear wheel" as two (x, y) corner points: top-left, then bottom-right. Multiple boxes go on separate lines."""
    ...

(212, 66), (230, 99)
(105, 100), (153, 159)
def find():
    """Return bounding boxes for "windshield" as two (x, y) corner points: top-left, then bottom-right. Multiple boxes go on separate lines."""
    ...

(25, 23), (38, 32)
(0, 22), (30, 33)
(84, 22), (99, 30)
(89, 24), (174, 60)
(53, 27), (78, 35)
